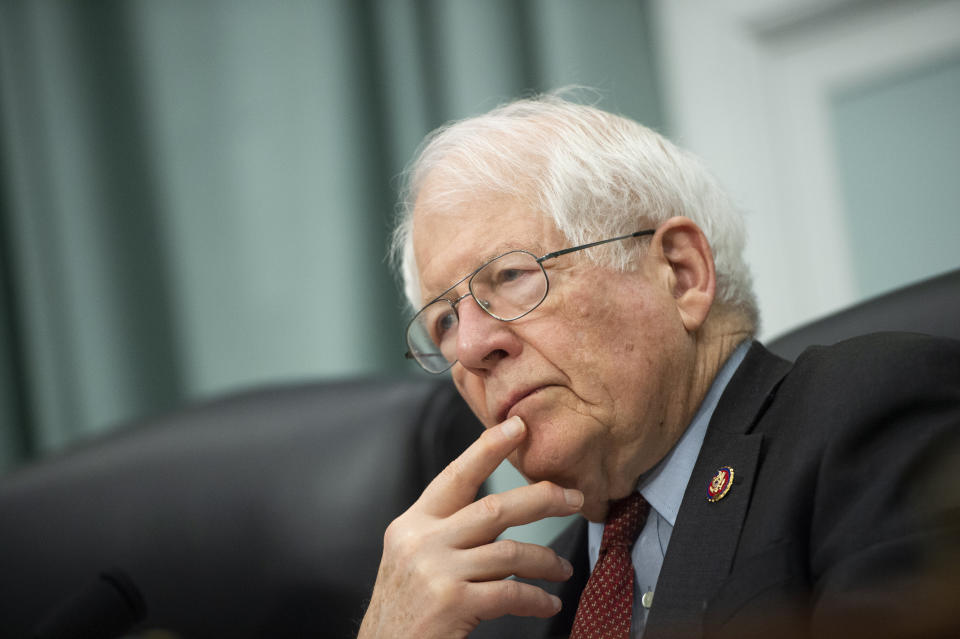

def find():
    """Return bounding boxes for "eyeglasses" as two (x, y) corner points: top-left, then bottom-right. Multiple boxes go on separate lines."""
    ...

(405, 229), (655, 373)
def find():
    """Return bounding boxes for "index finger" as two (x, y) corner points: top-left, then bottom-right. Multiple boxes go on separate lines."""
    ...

(415, 416), (526, 518)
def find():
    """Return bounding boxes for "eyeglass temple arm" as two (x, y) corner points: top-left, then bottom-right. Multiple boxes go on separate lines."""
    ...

(537, 229), (655, 263)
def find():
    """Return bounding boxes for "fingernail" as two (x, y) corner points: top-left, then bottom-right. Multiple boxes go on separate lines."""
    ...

(564, 488), (583, 508)
(551, 594), (562, 612)
(502, 416), (524, 438)
(559, 557), (573, 577)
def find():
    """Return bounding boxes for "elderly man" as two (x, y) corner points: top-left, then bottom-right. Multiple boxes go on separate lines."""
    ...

(358, 95), (960, 639)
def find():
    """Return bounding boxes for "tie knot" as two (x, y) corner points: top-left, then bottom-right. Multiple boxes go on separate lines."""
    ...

(600, 492), (649, 551)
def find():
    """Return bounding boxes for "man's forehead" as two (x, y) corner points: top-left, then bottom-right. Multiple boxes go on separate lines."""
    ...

(411, 195), (559, 303)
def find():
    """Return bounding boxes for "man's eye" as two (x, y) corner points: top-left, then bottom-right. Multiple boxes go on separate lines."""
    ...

(433, 310), (458, 339)
(496, 268), (534, 285)
(499, 268), (522, 282)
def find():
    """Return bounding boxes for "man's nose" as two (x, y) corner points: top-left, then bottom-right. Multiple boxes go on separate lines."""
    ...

(455, 295), (521, 373)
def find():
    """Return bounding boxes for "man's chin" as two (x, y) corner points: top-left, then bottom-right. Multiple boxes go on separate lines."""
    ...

(508, 443), (576, 488)
(580, 500), (611, 523)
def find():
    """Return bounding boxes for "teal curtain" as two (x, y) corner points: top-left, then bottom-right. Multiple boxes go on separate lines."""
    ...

(0, 0), (663, 472)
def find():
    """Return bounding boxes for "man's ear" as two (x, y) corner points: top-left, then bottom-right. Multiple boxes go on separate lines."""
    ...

(651, 216), (716, 332)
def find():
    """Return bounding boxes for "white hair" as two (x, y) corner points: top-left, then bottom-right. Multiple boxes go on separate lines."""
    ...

(391, 93), (759, 333)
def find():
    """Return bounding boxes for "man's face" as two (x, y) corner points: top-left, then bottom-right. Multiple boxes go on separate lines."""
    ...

(412, 188), (696, 521)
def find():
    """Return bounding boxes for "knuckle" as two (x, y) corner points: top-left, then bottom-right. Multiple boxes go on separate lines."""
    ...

(536, 480), (562, 499)
(479, 493), (504, 521)
(425, 574), (459, 610)
(495, 538), (521, 563)
(440, 456), (468, 485)
(529, 481), (561, 509)
(382, 518), (405, 549)
(383, 518), (425, 561)
(500, 578), (524, 601)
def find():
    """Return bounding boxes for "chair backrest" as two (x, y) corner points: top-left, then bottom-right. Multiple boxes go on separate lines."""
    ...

(0, 377), (482, 638)
(767, 268), (960, 359)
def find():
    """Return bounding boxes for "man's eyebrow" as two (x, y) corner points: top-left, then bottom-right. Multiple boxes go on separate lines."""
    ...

(482, 243), (522, 262)
(421, 242), (544, 304)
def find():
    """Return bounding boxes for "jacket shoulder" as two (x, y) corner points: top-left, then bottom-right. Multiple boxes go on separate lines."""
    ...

(781, 332), (960, 404)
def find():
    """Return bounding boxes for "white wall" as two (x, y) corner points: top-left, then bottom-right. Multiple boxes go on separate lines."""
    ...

(652, 0), (960, 339)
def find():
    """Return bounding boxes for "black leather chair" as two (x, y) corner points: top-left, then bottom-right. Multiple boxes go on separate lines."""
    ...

(1, 267), (957, 638)
(0, 378), (482, 638)
(766, 268), (960, 358)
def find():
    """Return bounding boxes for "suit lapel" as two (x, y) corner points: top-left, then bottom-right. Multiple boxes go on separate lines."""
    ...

(645, 343), (791, 639)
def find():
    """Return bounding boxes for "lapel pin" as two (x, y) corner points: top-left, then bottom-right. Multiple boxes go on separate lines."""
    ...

(707, 466), (734, 502)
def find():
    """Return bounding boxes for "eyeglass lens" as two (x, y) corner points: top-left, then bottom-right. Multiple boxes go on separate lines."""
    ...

(407, 250), (548, 372)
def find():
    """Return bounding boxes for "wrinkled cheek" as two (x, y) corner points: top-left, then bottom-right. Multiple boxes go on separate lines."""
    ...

(564, 303), (630, 357)
(560, 295), (598, 326)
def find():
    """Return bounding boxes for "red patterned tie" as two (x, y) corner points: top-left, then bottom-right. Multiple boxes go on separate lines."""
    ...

(570, 492), (650, 639)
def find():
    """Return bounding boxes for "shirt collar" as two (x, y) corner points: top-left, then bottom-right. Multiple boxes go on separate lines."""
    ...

(635, 339), (752, 525)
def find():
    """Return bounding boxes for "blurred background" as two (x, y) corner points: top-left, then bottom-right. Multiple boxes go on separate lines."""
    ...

(1, 0), (958, 475)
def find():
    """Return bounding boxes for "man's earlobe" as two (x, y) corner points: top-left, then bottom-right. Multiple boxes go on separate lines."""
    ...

(657, 217), (716, 332)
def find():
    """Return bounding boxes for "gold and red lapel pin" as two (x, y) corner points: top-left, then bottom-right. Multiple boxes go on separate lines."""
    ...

(707, 466), (734, 502)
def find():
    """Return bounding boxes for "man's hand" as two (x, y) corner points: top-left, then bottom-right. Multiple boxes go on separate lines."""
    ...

(357, 416), (584, 639)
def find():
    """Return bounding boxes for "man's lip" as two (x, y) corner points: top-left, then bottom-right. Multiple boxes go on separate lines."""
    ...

(497, 385), (552, 423)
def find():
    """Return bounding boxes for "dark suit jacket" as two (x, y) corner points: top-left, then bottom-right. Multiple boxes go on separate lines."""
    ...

(471, 333), (960, 638)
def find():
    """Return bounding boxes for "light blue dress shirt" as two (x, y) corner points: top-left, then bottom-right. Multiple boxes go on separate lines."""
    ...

(586, 340), (751, 638)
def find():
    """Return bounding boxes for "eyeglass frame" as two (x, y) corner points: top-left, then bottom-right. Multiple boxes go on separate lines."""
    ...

(404, 228), (656, 373)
